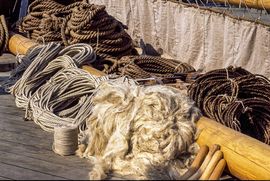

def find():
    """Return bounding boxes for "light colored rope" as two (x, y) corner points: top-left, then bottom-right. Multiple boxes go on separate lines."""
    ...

(29, 67), (108, 132)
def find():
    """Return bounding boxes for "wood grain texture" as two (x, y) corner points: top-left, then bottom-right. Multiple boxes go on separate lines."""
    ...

(197, 117), (270, 180)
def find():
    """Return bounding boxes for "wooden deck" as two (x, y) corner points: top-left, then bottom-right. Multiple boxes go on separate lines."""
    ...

(0, 71), (91, 180)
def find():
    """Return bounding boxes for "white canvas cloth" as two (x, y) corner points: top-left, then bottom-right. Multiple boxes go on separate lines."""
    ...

(89, 0), (270, 78)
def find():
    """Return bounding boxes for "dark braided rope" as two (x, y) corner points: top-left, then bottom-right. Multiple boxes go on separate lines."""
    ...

(188, 66), (270, 145)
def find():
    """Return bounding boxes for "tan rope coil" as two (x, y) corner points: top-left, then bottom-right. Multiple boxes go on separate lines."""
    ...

(77, 77), (201, 180)
(20, 0), (135, 65)
(104, 55), (196, 78)
(0, 15), (9, 55)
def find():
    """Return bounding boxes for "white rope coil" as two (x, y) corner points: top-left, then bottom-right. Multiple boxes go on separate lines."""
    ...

(11, 42), (62, 109)
(29, 67), (108, 132)
(77, 77), (201, 180)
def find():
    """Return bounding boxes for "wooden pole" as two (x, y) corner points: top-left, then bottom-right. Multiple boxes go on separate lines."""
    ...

(211, 0), (270, 11)
(197, 117), (270, 180)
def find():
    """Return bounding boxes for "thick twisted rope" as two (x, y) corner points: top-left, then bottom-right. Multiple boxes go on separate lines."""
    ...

(0, 15), (9, 55)
(188, 66), (270, 144)
(20, 0), (134, 66)
(105, 55), (196, 79)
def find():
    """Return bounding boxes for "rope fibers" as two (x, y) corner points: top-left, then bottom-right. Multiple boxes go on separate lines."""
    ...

(188, 66), (270, 144)
(77, 77), (201, 180)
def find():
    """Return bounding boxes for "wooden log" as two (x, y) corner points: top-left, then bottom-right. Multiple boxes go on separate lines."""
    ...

(197, 117), (270, 180)
(8, 33), (38, 55)
(211, 0), (270, 10)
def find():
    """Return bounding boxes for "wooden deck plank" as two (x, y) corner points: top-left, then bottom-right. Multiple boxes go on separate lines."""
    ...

(0, 176), (12, 180)
(0, 162), (66, 180)
(0, 151), (89, 180)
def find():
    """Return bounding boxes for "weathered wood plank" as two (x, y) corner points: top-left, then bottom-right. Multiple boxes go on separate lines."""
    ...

(0, 176), (12, 180)
(0, 162), (66, 180)
(0, 151), (89, 180)
(0, 129), (53, 150)
(0, 137), (90, 169)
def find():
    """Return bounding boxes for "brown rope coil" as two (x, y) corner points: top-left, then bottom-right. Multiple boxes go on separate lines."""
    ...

(104, 55), (196, 79)
(20, 0), (134, 65)
(188, 66), (270, 145)
(0, 15), (9, 55)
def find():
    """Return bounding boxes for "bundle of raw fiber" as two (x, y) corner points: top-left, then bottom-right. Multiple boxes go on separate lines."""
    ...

(20, 0), (135, 62)
(0, 15), (9, 55)
(77, 77), (201, 180)
(188, 66), (270, 144)
(104, 55), (196, 79)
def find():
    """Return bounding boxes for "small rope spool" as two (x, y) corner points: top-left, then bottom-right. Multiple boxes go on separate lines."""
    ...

(53, 125), (79, 156)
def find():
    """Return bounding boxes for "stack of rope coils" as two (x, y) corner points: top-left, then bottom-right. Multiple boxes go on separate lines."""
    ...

(0, 15), (9, 55)
(188, 66), (270, 145)
(105, 55), (196, 78)
(20, 0), (134, 65)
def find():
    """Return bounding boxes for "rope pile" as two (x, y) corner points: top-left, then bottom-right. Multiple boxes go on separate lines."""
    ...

(188, 66), (270, 144)
(77, 77), (201, 180)
(20, 0), (134, 63)
(8, 42), (108, 133)
(105, 55), (196, 78)
(0, 15), (9, 55)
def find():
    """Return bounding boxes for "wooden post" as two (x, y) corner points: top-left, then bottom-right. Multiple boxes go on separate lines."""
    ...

(197, 117), (270, 180)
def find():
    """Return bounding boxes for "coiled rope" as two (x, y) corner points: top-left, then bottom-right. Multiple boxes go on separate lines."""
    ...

(7, 42), (109, 134)
(105, 55), (196, 78)
(188, 66), (270, 144)
(20, 0), (135, 64)
(0, 15), (9, 55)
